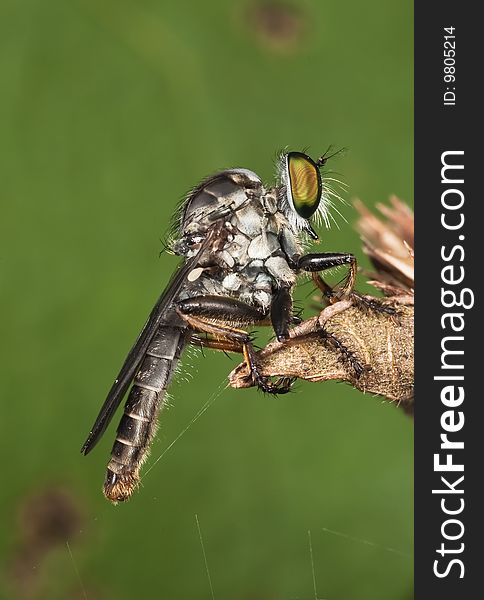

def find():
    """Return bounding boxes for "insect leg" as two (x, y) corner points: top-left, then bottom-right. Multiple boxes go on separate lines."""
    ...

(297, 253), (396, 315)
(177, 295), (266, 323)
(270, 285), (293, 342)
(296, 252), (357, 300)
(190, 334), (244, 353)
(318, 330), (367, 378)
(191, 334), (293, 389)
(177, 296), (292, 394)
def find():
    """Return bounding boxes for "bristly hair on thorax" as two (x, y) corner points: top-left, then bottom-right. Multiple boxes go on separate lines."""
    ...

(162, 169), (231, 256)
(160, 149), (348, 256)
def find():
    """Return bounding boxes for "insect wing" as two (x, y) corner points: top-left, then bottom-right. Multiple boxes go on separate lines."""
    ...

(81, 239), (212, 455)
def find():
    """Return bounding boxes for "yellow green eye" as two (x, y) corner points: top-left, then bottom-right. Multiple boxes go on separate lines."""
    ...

(287, 152), (322, 219)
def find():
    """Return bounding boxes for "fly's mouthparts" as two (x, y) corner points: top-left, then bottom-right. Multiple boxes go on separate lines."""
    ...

(103, 468), (140, 503)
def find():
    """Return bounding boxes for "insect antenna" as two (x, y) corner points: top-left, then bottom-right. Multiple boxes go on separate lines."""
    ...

(316, 145), (348, 167)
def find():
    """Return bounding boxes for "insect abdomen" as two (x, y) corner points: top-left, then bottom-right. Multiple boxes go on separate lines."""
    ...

(104, 324), (187, 503)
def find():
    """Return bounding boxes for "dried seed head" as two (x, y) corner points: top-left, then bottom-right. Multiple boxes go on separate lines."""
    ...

(354, 196), (414, 295)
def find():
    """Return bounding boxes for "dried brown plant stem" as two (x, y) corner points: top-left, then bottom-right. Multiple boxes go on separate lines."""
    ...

(229, 296), (414, 413)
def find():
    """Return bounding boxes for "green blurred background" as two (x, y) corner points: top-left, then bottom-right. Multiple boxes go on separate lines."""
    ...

(0, 0), (413, 598)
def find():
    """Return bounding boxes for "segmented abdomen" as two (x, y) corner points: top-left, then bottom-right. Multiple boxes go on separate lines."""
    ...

(104, 324), (188, 502)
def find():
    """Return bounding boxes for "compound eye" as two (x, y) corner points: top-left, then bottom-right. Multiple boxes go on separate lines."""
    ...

(287, 152), (322, 219)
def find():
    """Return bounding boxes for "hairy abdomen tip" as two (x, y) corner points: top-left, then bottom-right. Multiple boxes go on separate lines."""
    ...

(103, 469), (139, 503)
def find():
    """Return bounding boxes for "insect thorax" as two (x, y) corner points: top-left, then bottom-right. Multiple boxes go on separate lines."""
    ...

(173, 169), (302, 312)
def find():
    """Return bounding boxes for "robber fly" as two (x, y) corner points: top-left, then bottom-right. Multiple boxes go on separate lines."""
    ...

(81, 150), (358, 503)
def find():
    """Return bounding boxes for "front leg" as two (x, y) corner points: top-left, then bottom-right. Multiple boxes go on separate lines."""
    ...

(296, 252), (357, 300)
(270, 285), (293, 342)
(296, 253), (396, 316)
(177, 295), (293, 394)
